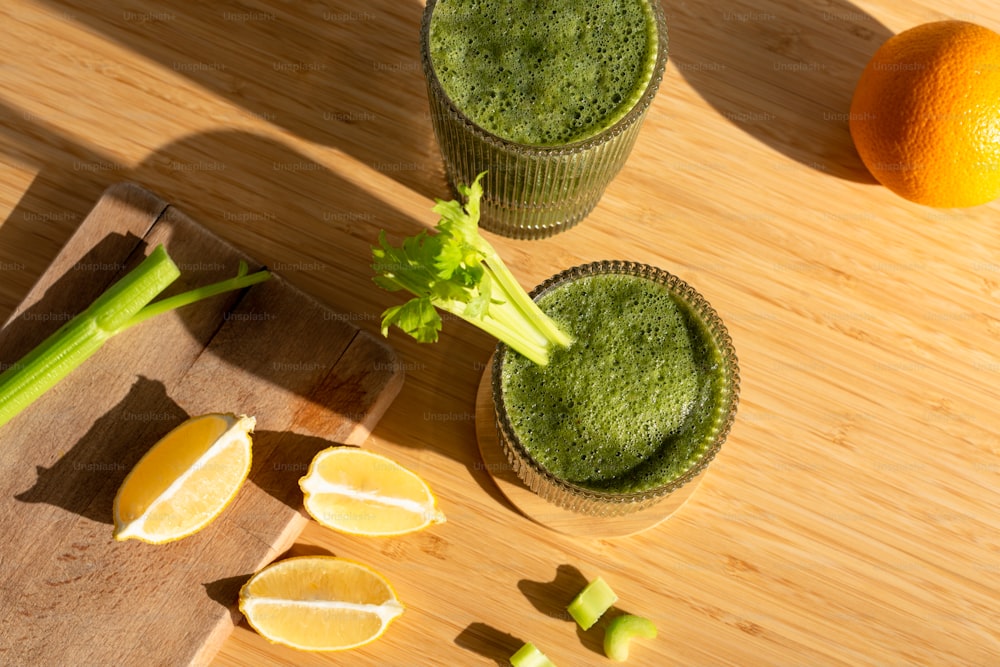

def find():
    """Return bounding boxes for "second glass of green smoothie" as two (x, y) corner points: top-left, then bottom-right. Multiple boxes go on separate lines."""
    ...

(491, 261), (740, 517)
(420, 0), (669, 239)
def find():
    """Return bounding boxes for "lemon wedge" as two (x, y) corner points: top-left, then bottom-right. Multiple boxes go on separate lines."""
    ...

(239, 556), (404, 651)
(113, 413), (254, 544)
(299, 447), (445, 536)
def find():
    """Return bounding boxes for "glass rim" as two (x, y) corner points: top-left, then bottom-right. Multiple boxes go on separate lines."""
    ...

(420, 0), (670, 156)
(491, 260), (741, 508)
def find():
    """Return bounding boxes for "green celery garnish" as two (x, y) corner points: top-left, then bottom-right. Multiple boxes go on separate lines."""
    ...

(371, 173), (573, 366)
(0, 244), (269, 429)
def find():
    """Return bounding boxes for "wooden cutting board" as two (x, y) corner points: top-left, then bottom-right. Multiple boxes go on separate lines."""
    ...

(0, 183), (405, 666)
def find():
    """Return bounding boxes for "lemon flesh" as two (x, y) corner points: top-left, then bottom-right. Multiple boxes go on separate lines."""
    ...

(299, 447), (445, 536)
(113, 413), (254, 544)
(239, 556), (404, 651)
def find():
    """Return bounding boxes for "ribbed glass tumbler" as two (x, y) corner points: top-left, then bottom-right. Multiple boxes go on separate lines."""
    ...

(420, 0), (670, 239)
(491, 261), (740, 517)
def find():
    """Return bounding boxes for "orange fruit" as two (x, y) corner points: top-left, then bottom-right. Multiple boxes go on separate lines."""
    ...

(849, 20), (1000, 207)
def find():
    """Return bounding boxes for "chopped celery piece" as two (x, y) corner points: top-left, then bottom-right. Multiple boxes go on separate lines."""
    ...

(567, 577), (618, 630)
(603, 614), (657, 662)
(0, 244), (269, 430)
(510, 642), (556, 667)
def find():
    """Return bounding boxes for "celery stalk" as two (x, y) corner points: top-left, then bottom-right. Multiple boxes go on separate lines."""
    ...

(603, 614), (657, 662)
(372, 173), (573, 367)
(510, 642), (557, 667)
(0, 244), (269, 430)
(568, 577), (618, 630)
(123, 260), (270, 328)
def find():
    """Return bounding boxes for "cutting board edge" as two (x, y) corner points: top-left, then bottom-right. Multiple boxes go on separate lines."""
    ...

(190, 511), (311, 667)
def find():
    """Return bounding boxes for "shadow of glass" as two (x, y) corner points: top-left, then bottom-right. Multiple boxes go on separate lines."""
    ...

(668, 0), (892, 181)
(0, 102), (423, 399)
(0, 104), (507, 498)
(0, 105), (146, 319)
(0, 232), (145, 359)
(35, 0), (443, 197)
(127, 128), (419, 327)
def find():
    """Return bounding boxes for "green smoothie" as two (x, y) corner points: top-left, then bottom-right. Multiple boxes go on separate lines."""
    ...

(427, 0), (660, 146)
(499, 272), (727, 494)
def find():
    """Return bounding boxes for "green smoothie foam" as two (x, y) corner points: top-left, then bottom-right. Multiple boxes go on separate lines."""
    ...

(499, 273), (726, 494)
(428, 0), (659, 146)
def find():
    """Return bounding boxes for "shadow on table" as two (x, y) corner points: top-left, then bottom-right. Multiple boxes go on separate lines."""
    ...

(12, 376), (187, 524)
(0, 100), (424, 335)
(518, 563), (589, 622)
(0, 103), (497, 500)
(33, 0), (443, 198)
(519, 563), (659, 659)
(201, 543), (338, 618)
(455, 622), (524, 666)
(668, 0), (893, 181)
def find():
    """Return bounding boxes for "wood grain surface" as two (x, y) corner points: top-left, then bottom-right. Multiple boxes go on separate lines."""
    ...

(1, 1), (999, 665)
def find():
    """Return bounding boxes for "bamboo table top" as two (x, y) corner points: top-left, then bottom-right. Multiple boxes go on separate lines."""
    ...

(1, 1), (999, 665)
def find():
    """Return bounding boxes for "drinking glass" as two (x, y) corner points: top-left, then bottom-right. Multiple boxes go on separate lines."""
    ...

(491, 261), (740, 516)
(420, 1), (669, 239)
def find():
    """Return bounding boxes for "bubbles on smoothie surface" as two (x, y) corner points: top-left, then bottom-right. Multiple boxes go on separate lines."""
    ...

(500, 274), (725, 494)
(429, 0), (657, 145)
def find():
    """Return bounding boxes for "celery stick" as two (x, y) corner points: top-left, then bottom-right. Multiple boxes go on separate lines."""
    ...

(0, 245), (269, 430)
(0, 245), (179, 428)
(372, 172), (573, 366)
(510, 642), (557, 667)
(123, 260), (269, 328)
(567, 577), (618, 630)
(603, 614), (657, 662)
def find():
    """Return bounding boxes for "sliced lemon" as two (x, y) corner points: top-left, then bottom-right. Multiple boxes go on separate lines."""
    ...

(239, 556), (404, 651)
(113, 413), (254, 544)
(298, 447), (445, 536)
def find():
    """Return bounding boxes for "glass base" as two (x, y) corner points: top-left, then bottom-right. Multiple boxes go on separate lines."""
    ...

(475, 364), (705, 536)
(428, 94), (643, 240)
(442, 173), (604, 240)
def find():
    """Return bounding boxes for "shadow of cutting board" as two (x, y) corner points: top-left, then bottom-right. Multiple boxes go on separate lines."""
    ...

(0, 183), (404, 666)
